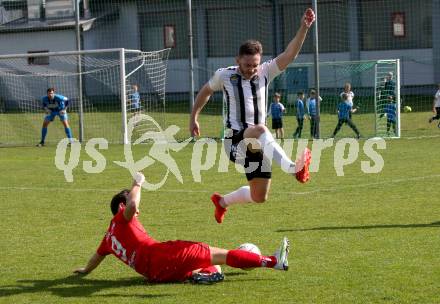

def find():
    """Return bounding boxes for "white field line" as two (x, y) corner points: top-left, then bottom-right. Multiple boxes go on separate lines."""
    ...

(403, 134), (440, 140)
(1, 174), (439, 195)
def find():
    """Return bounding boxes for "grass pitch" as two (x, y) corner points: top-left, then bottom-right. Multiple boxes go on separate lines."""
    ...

(0, 126), (439, 303)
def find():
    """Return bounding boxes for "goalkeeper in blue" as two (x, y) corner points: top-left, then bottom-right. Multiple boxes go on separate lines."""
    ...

(36, 88), (73, 147)
(381, 98), (397, 136)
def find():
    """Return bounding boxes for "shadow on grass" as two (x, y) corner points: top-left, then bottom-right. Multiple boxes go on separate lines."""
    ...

(277, 221), (440, 232)
(0, 275), (171, 299)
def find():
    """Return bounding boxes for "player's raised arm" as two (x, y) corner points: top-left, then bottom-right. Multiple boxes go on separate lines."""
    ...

(275, 8), (315, 71)
(189, 82), (214, 137)
(123, 172), (145, 221)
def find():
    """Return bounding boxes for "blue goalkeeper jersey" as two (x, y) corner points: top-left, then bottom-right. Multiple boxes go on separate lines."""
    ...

(384, 102), (397, 122)
(42, 94), (69, 111)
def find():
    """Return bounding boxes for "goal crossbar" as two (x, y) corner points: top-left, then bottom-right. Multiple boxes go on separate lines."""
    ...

(0, 48), (144, 60)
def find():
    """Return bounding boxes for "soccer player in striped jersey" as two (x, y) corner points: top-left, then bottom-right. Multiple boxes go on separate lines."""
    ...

(36, 88), (73, 146)
(331, 93), (361, 139)
(189, 8), (315, 224)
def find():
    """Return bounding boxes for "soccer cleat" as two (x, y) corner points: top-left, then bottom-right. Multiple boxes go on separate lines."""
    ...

(273, 237), (290, 271)
(211, 193), (227, 224)
(428, 118), (433, 123)
(295, 148), (311, 183)
(36, 142), (45, 147)
(189, 271), (225, 284)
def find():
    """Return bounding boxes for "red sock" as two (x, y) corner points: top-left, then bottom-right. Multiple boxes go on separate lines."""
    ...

(262, 256), (277, 268)
(226, 250), (277, 269)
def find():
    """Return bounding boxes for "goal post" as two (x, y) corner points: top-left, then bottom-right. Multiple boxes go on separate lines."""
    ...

(374, 59), (400, 138)
(0, 48), (170, 146)
(273, 58), (401, 139)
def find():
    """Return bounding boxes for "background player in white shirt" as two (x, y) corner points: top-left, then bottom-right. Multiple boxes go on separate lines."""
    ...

(340, 82), (355, 117)
(428, 83), (440, 126)
(340, 82), (354, 107)
(189, 8), (315, 224)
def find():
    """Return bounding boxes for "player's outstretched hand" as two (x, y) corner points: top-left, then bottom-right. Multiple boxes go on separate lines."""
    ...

(73, 267), (88, 275)
(134, 172), (145, 186)
(189, 119), (200, 137)
(302, 8), (316, 28)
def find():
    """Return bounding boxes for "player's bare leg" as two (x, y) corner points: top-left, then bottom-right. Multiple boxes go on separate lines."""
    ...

(245, 124), (311, 181)
(211, 178), (270, 223)
(209, 240), (289, 271)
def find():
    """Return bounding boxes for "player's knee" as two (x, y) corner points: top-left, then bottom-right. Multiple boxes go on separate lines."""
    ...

(251, 192), (267, 203)
(255, 124), (268, 135)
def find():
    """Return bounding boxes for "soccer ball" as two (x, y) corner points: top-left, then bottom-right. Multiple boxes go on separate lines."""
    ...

(237, 243), (261, 271)
(238, 243), (261, 255)
(404, 106), (412, 113)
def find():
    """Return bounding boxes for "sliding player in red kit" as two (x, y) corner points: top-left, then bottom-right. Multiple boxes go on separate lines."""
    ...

(74, 172), (290, 284)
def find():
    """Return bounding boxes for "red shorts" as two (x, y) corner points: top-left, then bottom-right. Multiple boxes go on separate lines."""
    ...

(145, 240), (212, 283)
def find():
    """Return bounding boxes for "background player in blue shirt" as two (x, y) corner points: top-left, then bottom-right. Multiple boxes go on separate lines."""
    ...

(306, 89), (321, 139)
(331, 93), (361, 138)
(130, 84), (141, 113)
(293, 91), (305, 139)
(37, 88), (73, 146)
(268, 92), (286, 139)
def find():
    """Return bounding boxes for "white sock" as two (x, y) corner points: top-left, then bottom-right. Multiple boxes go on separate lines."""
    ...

(258, 132), (295, 173)
(223, 186), (254, 207)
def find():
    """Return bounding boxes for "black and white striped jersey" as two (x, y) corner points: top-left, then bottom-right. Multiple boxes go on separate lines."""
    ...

(208, 59), (282, 131)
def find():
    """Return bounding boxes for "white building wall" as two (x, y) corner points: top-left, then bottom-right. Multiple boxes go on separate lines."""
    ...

(0, 29), (76, 54)
(83, 3), (140, 50)
(0, 30), (80, 103)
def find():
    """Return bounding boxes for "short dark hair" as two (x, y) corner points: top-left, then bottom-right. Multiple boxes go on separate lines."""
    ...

(297, 91), (304, 96)
(47, 87), (55, 93)
(239, 40), (263, 56)
(110, 189), (129, 215)
(310, 89), (316, 95)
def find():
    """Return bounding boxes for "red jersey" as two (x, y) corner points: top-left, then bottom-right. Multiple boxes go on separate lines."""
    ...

(96, 206), (158, 276)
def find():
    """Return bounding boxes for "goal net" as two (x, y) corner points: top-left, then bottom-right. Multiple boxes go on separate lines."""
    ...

(272, 59), (401, 139)
(0, 48), (170, 146)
